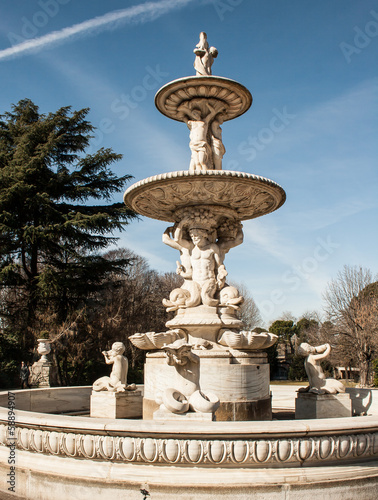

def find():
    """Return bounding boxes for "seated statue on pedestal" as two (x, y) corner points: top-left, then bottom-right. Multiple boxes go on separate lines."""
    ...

(297, 342), (345, 395)
(93, 342), (136, 393)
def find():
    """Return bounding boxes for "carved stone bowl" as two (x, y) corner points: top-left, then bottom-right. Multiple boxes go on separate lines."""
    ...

(123, 170), (286, 223)
(155, 76), (252, 122)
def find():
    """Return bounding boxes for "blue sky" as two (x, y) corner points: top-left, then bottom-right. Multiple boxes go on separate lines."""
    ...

(0, 0), (377, 326)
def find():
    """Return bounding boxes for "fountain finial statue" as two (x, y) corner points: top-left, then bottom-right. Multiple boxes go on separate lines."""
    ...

(193, 31), (218, 76)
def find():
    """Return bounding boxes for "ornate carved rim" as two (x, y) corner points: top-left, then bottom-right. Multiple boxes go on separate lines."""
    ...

(123, 170), (286, 222)
(155, 76), (253, 122)
(1, 388), (377, 469)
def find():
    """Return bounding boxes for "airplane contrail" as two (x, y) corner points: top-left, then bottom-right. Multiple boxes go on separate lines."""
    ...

(0, 0), (194, 61)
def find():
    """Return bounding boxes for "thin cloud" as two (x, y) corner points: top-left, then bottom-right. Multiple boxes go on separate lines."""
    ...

(0, 0), (194, 61)
(287, 198), (377, 233)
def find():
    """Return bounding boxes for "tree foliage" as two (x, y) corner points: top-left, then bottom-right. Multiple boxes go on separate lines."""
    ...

(269, 320), (298, 353)
(0, 99), (136, 348)
(323, 265), (378, 386)
(235, 283), (262, 329)
(267, 319), (298, 379)
(49, 248), (183, 386)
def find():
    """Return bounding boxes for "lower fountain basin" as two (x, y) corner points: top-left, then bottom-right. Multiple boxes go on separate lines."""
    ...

(1, 386), (377, 499)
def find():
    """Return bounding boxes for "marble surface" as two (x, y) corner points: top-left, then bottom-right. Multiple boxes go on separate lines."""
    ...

(0, 386), (92, 414)
(153, 407), (215, 421)
(154, 76), (252, 122)
(144, 350), (270, 403)
(90, 390), (143, 419)
(124, 170), (286, 223)
(1, 447), (377, 500)
(295, 392), (352, 419)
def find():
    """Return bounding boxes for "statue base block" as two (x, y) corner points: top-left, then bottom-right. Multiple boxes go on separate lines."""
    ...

(153, 407), (215, 421)
(295, 392), (352, 419)
(144, 349), (272, 421)
(30, 361), (57, 387)
(90, 390), (143, 419)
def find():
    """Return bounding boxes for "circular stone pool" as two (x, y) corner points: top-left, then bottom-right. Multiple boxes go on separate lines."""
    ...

(1, 386), (377, 500)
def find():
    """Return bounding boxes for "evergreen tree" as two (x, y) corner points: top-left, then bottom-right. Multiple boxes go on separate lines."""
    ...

(0, 99), (136, 346)
(269, 320), (299, 355)
(268, 320), (299, 379)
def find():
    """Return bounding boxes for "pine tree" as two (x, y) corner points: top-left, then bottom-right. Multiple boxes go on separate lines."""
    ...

(0, 99), (136, 345)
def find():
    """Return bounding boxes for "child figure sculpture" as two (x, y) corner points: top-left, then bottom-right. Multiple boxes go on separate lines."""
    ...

(297, 342), (345, 395)
(93, 342), (136, 393)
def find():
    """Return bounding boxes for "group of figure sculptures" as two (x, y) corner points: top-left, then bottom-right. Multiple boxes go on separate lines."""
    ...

(91, 32), (346, 418)
(92, 339), (219, 415)
(92, 338), (346, 417)
(193, 31), (218, 77)
(174, 32), (226, 172)
(180, 98), (226, 173)
(162, 210), (243, 310)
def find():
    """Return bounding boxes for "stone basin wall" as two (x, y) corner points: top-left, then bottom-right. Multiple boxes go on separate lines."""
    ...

(1, 386), (377, 500)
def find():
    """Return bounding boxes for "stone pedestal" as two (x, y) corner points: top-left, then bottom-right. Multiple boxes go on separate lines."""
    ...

(295, 392), (352, 419)
(90, 390), (143, 419)
(153, 407), (215, 421)
(29, 361), (57, 387)
(144, 349), (272, 421)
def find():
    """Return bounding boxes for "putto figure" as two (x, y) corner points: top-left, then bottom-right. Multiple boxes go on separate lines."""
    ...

(193, 32), (218, 76)
(93, 342), (136, 393)
(297, 342), (345, 394)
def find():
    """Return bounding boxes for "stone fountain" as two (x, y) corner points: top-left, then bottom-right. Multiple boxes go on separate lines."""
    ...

(1, 34), (377, 500)
(124, 31), (285, 421)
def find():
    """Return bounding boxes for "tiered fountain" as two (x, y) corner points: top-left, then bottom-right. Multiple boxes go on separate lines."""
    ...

(1, 33), (377, 500)
(124, 31), (285, 421)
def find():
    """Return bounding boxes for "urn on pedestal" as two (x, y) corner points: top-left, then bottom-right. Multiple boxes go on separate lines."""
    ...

(30, 336), (57, 387)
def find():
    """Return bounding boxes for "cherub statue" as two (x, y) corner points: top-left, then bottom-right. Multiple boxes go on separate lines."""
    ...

(92, 342), (136, 393)
(297, 342), (345, 394)
(193, 32), (218, 76)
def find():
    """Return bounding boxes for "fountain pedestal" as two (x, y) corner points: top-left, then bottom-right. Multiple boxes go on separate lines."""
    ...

(295, 392), (352, 419)
(153, 407), (215, 421)
(90, 390), (143, 419)
(143, 349), (271, 421)
(29, 360), (57, 387)
(29, 338), (57, 387)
